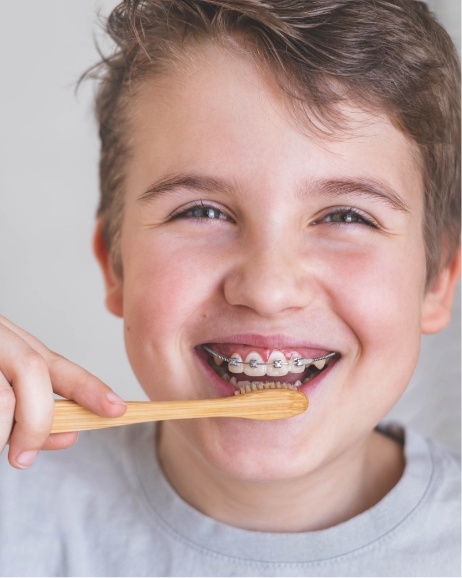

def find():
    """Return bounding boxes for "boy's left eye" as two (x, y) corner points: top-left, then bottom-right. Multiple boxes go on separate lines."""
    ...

(170, 202), (231, 222)
(315, 207), (378, 228)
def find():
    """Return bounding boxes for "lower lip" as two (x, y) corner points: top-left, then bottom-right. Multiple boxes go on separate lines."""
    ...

(195, 347), (336, 398)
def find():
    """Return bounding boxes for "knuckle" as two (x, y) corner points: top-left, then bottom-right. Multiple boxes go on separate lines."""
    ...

(20, 351), (48, 377)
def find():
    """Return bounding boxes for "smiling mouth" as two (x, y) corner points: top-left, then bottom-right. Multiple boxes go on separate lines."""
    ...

(202, 344), (337, 389)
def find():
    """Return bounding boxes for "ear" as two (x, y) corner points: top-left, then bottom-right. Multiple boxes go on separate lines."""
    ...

(93, 219), (124, 318)
(421, 248), (461, 334)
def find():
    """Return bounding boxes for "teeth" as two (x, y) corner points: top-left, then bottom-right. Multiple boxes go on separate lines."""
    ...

(228, 354), (244, 374)
(214, 355), (224, 366)
(229, 376), (237, 386)
(314, 359), (327, 370)
(220, 348), (334, 377)
(266, 351), (289, 377)
(243, 352), (266, 376)
(289, 354), (305, 374)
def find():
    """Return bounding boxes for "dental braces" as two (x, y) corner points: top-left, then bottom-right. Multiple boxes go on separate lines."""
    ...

(203, 345), (336, 368)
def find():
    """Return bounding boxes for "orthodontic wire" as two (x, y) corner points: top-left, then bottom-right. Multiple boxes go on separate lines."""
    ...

(202, 345), (336, 367)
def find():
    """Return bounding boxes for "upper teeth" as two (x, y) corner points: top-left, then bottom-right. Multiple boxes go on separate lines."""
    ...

(314, 359), (327, 370)
(266, 351), (289, 376)
(226, 350), (329, 376)
(228, 354), (244, 374)
(289, 353), (306, 374)
(202, 345), (335, 377)
(243, 352), (266, 376)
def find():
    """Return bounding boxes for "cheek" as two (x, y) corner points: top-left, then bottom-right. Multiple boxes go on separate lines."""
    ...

(328, 239), (426, 379)
(121, 237), (220, 348)
(118, 241), (215, 397)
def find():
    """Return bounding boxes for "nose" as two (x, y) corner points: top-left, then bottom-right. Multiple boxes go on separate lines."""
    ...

(223, 238), (316, 318)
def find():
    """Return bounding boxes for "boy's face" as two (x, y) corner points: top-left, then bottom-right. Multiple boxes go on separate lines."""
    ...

(98, 44), (445, 480)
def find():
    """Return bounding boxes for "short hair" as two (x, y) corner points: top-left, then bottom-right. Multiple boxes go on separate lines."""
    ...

(91, 0), (460, 285)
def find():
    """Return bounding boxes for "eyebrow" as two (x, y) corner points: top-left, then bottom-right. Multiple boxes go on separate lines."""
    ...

(139, 172), (411, 213)
(138, 173), (237, 202)
(305, 177), (411, 212)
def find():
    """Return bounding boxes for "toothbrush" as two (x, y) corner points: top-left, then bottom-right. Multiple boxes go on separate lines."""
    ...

(51, 385), (308, 433)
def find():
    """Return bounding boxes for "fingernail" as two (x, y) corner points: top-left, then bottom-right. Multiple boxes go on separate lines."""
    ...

(15, 450), (39, 469)
(106, 391), (126, 405)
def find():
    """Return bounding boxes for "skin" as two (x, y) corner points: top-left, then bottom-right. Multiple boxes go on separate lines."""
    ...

(93, 43), (459, 531)
(0, 41), (458, 532)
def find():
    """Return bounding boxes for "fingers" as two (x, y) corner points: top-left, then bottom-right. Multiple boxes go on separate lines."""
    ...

(47, 355), (127, 418)
(0, 325), (55, 468)
(42, 432), (79, 450)
(0, 315), (126, 416)
(0, 316), (126, 469)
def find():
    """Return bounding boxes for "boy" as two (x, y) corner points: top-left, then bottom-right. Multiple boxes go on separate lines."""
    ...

(0, 0), (460, 575)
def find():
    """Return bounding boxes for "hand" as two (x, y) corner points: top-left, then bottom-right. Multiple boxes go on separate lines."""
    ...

(0, 315), (126, 469)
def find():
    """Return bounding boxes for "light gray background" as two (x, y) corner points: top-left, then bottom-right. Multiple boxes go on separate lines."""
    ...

(0, 1), (460, 450)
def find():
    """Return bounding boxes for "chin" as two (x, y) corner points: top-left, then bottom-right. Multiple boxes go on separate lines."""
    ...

(191, 417), (320, 482)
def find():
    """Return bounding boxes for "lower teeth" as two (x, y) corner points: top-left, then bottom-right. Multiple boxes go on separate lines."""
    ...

(217, 363), (326, 388)
(227, 377), (304, 388)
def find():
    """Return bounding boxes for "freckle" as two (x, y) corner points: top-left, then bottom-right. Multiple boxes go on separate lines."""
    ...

(126, 325), (131, 332)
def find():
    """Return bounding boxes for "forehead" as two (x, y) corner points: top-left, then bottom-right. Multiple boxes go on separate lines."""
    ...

(126, 42), (423, 204)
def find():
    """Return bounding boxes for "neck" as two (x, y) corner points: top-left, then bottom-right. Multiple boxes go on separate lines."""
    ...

(157, 425), (404, 533)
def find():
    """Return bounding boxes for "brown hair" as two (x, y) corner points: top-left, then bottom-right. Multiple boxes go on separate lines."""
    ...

(91, 0), (460, 285)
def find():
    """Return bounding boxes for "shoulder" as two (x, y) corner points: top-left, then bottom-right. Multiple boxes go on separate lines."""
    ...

(0, 425), (142, 503)
(424, 434), (461, 505)
(368, 424), (461, 576)
(0, 424), (160, 576)
(384, 423), (460, 509)
(0, 423), (161, 527)
(400, 426), (460, 554)
(402, 424), (460, 489)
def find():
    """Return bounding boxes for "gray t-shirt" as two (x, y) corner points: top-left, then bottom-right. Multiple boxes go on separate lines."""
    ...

(0, 422), (460, 577)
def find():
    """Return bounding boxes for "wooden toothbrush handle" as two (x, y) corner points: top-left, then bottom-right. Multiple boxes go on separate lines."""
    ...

(51, 390), (308, 433)
(51, 400), (168, 433)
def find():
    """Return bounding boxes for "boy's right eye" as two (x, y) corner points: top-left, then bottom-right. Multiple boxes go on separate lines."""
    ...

(169, 201), (232, 222)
